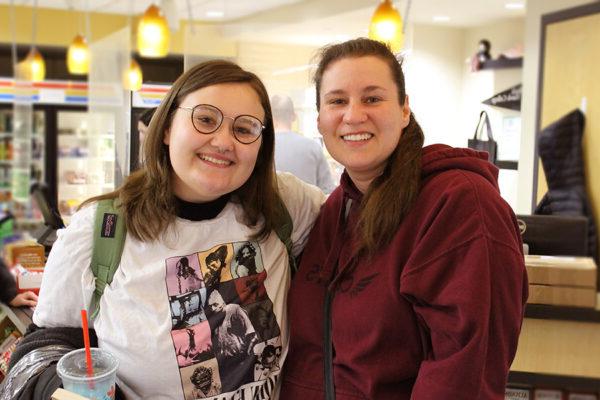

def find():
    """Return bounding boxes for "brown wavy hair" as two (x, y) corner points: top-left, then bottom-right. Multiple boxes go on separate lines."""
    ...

(313, 38), (425, 255)
(82, 60), (283, 242)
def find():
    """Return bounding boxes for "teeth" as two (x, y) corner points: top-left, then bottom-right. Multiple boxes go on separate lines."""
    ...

(343, 133), (372, 141)
(199, 155), (231, 166)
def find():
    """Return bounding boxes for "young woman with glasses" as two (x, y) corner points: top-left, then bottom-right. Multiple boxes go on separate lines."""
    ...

(13, 60), (324, 399)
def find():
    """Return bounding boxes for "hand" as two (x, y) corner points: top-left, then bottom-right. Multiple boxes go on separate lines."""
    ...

(9, 291), (38, 308)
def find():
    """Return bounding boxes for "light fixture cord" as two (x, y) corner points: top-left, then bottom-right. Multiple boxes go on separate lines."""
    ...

(9, 0), (17, 77)
(32, 0), (38, 47)
(85, 0), (91, 41)
(186, 0), (195, 34)
(402, 0), (412, 34)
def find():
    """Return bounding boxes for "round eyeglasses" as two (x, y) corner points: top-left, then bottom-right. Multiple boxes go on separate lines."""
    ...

(178, 104), (265, 144)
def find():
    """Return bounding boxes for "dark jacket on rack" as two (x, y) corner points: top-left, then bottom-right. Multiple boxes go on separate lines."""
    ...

(0, 324), (124, 400)
(535, 109), (598, 268)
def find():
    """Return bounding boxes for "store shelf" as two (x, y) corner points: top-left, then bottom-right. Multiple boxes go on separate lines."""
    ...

(496, 160), (519, 170)
(525, 301), (600, 323)
(0, 303), (33, 334)
(480, 57), (523, 70)
(509, 371), (600, 393)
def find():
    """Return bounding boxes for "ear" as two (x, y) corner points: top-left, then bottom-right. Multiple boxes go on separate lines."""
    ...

(401, 95), (411, 129)
(317, 113), (323, 136)
(163, 127), (171, 145)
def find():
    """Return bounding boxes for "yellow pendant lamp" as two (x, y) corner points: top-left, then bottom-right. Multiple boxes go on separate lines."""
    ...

(368, 0), (404, 53)
(67, 34), (90, 74)
(123, 59), (143, 91)
(23, 47), (46, 82)
(137, 4), (170, 58)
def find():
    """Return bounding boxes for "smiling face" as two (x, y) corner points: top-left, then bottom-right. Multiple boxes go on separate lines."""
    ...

(317, 56), (411, 192)
(164, 83), (264, 202)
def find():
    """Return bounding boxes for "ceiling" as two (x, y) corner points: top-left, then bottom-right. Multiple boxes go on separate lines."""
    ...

(1, 0), (527, 46)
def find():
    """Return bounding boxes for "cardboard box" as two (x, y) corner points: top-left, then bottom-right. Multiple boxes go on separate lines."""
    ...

(525, 255), (597, 308)
(14, 266), (43, 294)
(525, 255), (597, 288)
(3, 241), (45, 269)
(528, 284), (597, 308)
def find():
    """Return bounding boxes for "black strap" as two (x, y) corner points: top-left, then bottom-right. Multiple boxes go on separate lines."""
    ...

(322, 198), (354, 399)
(472, 110), (494, 141)
(324, 289), (335, 400)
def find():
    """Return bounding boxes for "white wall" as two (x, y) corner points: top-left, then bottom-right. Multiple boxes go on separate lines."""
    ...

(403, 24), (465, 147)
(459, 19), (525, 209)
(516, 0), (597, 214)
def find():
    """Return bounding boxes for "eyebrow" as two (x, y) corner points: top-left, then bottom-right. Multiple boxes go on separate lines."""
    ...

(323, 85), (387, 97)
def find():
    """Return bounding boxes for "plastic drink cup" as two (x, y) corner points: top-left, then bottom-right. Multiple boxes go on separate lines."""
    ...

(56, 348), (119, 400)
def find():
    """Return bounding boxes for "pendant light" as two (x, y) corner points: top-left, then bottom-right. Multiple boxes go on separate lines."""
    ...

(123, 59), (143, 91)
(22, 0), (45, 81)
(67, 34), (90, 74)
(137, 4), (170, 58)
(368, 0), (404, 53)
(23, 47), (46, 82)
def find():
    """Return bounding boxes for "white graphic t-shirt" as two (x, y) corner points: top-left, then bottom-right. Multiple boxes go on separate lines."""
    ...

(33, 173), (325, 399)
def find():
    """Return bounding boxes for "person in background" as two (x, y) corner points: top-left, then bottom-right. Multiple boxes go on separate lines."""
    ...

(281, 38), (528, 399)
(137, 106), (156, 149)
(6, 60), (324, 400)
(272, 94), (335, 194)
(0, 258), (38, 307)
(134, 107), (156, 168)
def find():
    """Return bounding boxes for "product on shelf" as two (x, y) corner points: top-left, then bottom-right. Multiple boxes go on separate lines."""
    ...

(64, 170), (87, 185)
(534, 389), (564, 400)
(3, 240), (45, 269)
(506, 387), (531, 399)
(568, 393), (599, 400)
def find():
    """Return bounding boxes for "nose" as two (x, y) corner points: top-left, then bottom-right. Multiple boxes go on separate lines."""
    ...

(342, 101), (368, 125)
(209, 117), (235, 151)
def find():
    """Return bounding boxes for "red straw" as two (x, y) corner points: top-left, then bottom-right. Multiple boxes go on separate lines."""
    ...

(80, 309), (94, 378)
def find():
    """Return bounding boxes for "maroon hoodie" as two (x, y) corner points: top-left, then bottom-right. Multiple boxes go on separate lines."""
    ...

(282, 144), (528, 399)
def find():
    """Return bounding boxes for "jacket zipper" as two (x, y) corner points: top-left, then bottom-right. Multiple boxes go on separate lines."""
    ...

(324, 288), (335, 400)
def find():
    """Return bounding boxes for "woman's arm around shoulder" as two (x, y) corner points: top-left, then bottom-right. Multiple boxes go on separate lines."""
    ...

(33, 203), (98, 328)
(276, 172), (326, 256)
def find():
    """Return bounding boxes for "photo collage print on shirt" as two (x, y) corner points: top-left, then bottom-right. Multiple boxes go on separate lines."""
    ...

(165, 241), (282, 399)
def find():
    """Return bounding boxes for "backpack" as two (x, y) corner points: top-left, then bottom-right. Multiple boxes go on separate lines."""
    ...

(88, 197), (295, 319)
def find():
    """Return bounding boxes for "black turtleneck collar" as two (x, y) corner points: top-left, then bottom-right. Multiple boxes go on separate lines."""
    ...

(175, 194), (231, 221)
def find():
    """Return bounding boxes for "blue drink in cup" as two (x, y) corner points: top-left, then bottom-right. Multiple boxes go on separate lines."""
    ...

(57, 348), (119, 400)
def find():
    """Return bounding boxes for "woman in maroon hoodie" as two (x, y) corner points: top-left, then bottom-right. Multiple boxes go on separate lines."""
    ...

(281, 38), (528, 399)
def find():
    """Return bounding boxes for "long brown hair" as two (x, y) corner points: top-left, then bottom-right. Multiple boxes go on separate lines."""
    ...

(313, 38), (425, 255)
(82, 60), (283, 242)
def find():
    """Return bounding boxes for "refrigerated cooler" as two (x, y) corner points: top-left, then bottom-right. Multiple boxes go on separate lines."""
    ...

(0, 106), (45, 225)
(56, 110), (116, 222)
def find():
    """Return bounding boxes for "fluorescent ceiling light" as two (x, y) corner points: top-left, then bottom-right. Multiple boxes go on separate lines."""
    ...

(505, 3), (525, 9)
(206, 10), (224, 18)
(432, 15), (450, 22)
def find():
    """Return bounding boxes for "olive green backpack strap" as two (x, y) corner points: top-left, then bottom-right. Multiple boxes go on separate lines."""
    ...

(89, 198), (126, 319)
(274, 196), (296, 276)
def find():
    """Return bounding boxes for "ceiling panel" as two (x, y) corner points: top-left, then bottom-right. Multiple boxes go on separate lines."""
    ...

(1, 0), (527, 46)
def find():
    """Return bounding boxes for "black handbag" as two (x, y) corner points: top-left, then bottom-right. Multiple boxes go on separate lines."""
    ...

(468, 111), (497, 163)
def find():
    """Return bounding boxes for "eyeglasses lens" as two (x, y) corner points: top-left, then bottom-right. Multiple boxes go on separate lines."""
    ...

(192, 105), (222, 133)
(191, 105), (262, 144)
(233, 117), (262, 143)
